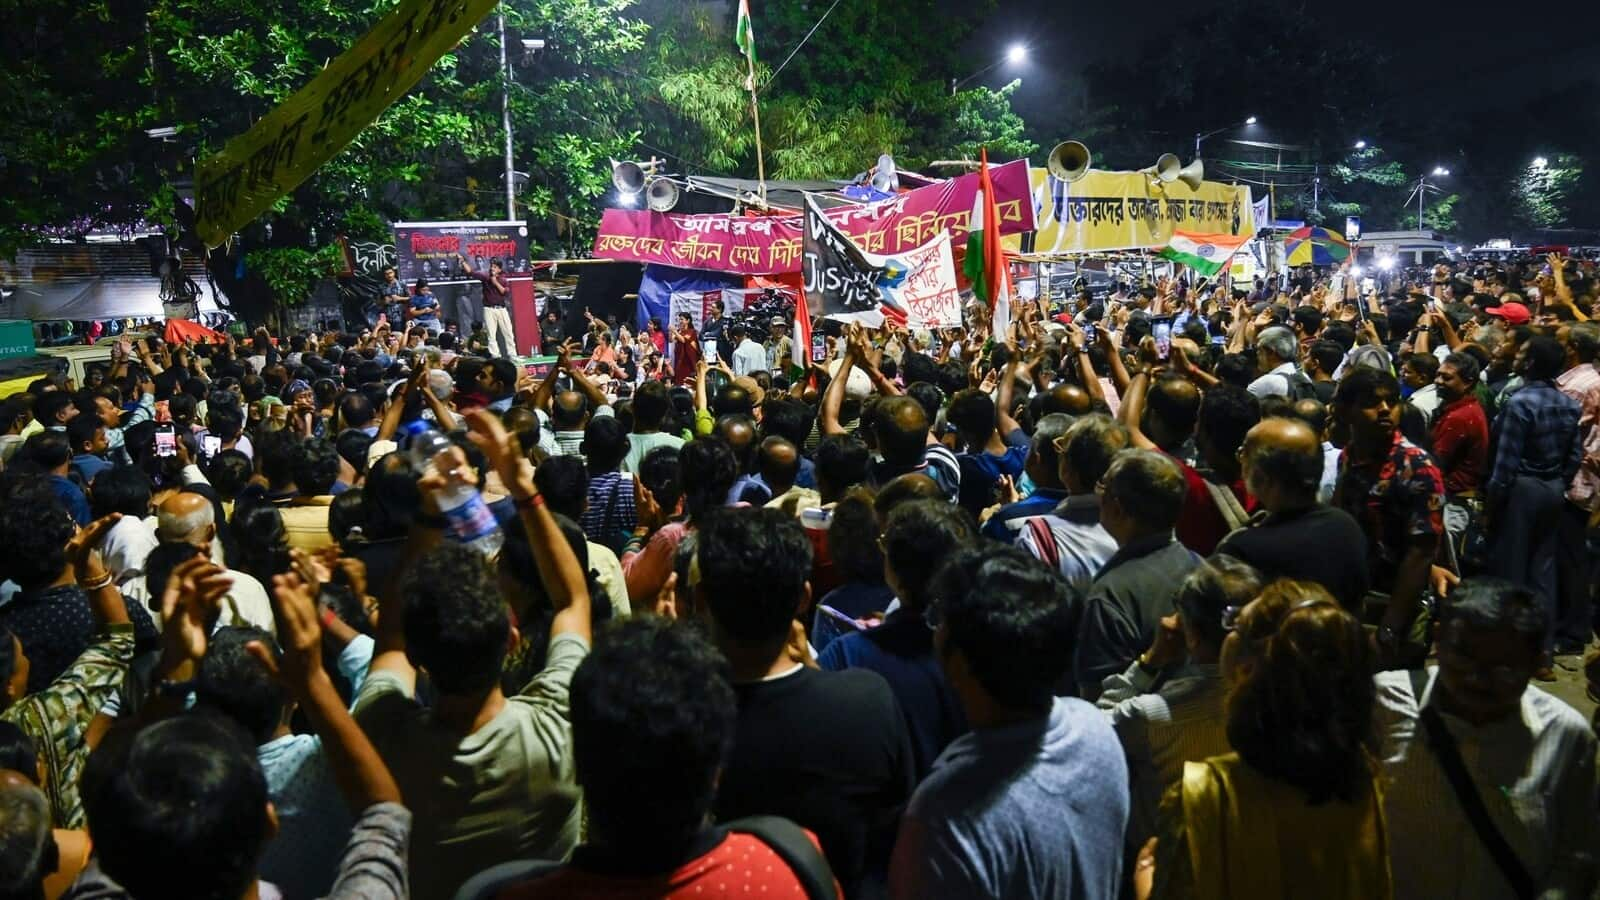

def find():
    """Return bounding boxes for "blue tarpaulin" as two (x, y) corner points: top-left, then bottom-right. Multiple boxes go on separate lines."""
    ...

(635, 263), (740, 330)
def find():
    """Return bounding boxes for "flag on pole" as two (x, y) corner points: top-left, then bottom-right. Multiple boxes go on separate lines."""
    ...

(735, 0), (755, 62)
(963, 147), (1013, 336)
(1157, 231), (1251, 277)
(1253, 194), (1270, 228)
(794, 285), (814, 366)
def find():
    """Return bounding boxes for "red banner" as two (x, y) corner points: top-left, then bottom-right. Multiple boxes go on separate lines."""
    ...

(592, 159), (1035, 275)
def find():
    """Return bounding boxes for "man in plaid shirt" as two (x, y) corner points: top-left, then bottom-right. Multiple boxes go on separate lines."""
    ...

(1485, 335), (1583, 658)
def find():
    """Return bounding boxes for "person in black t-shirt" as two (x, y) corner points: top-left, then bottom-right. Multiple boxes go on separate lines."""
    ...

(1215, 417), (1369, 611)
(694, 507), (915, 899)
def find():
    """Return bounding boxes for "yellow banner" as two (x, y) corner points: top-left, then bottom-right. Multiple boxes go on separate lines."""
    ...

(1022, 168), (1256, 256)
(194, 0), (499, 248)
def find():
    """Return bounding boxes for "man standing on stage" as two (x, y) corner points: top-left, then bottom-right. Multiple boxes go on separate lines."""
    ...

(457, 252), (517, 358)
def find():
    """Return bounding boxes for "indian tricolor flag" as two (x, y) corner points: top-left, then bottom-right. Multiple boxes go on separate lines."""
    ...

(1158, 231), (1250, 277)
(963, 147), (1013, 336)
(735, 0), (755, 62)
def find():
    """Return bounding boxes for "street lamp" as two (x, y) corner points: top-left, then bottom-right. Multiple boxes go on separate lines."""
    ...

(951, 44), (1027, 94)
(1194, 117), (1258, 158)
(1532, 156), (1549, 170)
(1354, 140), (1367, 150)
(1407, 167), (1450, 232)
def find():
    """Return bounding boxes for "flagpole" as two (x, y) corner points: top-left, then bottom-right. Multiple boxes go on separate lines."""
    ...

(747, 55), (767, 207)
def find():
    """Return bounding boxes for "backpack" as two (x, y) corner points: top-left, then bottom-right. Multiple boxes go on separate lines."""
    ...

(451, 816), (838, 900)
(1282, 370), (1320, 403)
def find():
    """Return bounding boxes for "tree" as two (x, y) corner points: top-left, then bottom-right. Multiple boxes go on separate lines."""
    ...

(1514, 154), (1583, 229)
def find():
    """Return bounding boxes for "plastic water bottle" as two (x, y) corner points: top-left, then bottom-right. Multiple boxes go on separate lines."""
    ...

(405, 422), (504, 557)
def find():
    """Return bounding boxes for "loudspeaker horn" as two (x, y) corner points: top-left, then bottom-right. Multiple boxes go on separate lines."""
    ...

(646, 178), (681, 212)
(1175, 158), (1205, 190)
(1047, 140), (1091, 182)
(1145, 153), (1182, 182)
(611, 159), (652, 195)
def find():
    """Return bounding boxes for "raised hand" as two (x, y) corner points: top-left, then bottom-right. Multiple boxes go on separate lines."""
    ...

(252, 571), (326, 694)
(158, 557), (232, 669)
(465, 409), (534, 500)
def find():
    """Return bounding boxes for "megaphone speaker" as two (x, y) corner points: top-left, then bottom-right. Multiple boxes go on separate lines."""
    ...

(612, 161), (646, 195)
(646, 179), (681, 212)
(1047, 141), (1091, 183)
(1149, 153), (1181, 182)
(1177, 159), (1205, 190)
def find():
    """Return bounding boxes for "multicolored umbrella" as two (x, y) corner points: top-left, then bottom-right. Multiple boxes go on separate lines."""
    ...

(1283, 226), (1351, 266)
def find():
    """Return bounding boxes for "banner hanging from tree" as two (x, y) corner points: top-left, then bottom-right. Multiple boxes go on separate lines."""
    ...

(593, 159), (1035, 275)
(194, 0), (500, 248)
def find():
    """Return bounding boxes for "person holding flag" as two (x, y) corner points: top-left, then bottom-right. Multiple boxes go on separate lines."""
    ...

(964, 147), (1013, 338)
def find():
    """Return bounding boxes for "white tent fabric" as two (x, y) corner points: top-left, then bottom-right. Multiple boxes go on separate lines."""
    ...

(2, 277), (222, 321)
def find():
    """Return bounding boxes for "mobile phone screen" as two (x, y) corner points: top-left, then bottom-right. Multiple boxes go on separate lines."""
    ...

(811, 335), (826, 360)
(1151, 317), (1173, 360)
(1083, 323), (1096, 344)
(154, 424), (177, 458)
(702, 339), (718, 364)
(202, 434), (221, 458)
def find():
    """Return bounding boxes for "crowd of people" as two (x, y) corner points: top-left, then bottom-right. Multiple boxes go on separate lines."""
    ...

(0, 248), (1596, 900)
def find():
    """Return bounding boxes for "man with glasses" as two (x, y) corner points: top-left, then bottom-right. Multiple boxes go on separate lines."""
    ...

(1073, 448), (1199, 702)
(1098, 556), (1263, 858)
(1216, 417), (1369, 611)
(1375, 578), (1597, 899)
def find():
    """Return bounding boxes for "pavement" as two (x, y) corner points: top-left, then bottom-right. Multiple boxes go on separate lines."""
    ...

(1539, 648), (1596, 723)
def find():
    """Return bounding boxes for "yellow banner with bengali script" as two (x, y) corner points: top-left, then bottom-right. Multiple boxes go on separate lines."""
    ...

(1022, 168), (1255, 255)
(194, 0), (499, 247)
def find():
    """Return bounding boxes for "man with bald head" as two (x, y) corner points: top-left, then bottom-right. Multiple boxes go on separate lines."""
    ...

(1041, 383), (1094, 418)
(1214, 417), (1370, 611)
(143, 493), (278, 635)
(758, 437), (819, 515)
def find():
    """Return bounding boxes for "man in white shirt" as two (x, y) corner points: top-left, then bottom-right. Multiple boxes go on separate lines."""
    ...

(1246, 325), (1303, 399)
(1015, 414), (1124, 590)
(1401, 352), (1442, 425)
(730, 324), (768, 376)
(1375, 578), (1597, 900)
(132, 492), (277, 635)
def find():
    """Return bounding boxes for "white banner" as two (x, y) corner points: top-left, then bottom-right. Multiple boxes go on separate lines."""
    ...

(881, 232), (961, 329)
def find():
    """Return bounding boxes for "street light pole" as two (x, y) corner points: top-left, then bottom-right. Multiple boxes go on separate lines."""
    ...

(498, 6), (516, 221)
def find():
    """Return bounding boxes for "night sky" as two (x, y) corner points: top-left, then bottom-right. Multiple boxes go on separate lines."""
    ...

(969, 1), (1600, 119)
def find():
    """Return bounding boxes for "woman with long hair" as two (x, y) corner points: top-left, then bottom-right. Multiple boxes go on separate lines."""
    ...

(669, 312), (700, 386)
(1139, 580), (1391, 900)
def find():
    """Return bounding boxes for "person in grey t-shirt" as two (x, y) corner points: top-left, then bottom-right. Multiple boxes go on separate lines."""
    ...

(890, 544), (1129, 900)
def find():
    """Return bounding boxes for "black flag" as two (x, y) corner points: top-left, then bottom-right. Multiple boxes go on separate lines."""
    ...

(801, 194), (886, 320)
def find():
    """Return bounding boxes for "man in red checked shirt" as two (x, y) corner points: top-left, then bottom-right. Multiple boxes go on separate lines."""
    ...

(1332, 366), (1446, 670)
(485, 617), (842, 900)
(457, 252), (517, 359)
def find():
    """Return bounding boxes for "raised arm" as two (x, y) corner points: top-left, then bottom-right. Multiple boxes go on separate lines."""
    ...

(260, 572), (403, 810)
(563, 353), (610, 411)
(467, 411), (591, 644)
(996, 359), (1024, 439)
(821, 344), (857, 436)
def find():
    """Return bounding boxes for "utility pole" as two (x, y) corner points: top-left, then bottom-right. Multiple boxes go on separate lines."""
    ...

(498, 6), (516, 221)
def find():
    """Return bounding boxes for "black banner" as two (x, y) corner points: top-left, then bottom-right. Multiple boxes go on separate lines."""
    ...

(392, 220), (531, 284)
(801, 195), (885, 318)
